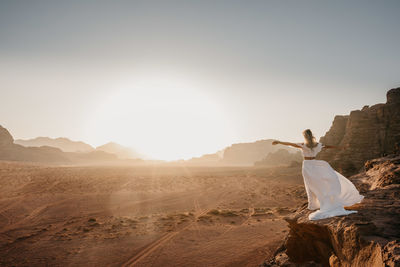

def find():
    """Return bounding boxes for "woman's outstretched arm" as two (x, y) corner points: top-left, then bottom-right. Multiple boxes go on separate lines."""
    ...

(272, 140), (302, 148)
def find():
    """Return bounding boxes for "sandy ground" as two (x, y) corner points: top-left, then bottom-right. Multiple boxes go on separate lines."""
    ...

(0, 161), (307, 267)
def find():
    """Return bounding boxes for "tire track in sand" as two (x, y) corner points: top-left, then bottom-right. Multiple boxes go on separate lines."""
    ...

(220, 207), (255, 236)
(121, 191), (230, 267)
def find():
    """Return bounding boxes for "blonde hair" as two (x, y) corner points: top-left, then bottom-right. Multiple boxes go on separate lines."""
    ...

(303, 129), (318, 150)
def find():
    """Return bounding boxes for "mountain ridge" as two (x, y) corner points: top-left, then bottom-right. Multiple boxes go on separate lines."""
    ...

(95, 142), (143, 160)
(185, 139), (298, 166)
(0, 126), (123, 164)
(15, 137), (95, 153)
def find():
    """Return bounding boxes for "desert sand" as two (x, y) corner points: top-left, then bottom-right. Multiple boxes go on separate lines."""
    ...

(0, 161), (307, 266)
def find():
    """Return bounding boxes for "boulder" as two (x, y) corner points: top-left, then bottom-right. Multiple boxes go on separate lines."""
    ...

(0, 125), (14, 147)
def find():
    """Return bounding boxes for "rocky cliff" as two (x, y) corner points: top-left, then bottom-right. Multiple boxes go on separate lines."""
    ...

(0, 125), (68, 163)
(184, 140), (296, 166)
(0, 126), (13, 147)
(222, 139), (296, 165)
(254, 149), (303, 167)
(318, 87), (400, 176)
(262, 154), (400, 267)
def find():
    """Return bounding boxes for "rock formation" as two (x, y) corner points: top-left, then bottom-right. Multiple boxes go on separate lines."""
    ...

(0, 125), (119, 164)
(96, 142), (143, 159)
(0, 126), (14, 147)
(184, 140), (296, 166)
(262, 154), (400, 267)
(318, 87), (400, 176)
(0, 125), (67, 162)
(254, 149), (303, 167)
(15, 137), (94, 152)
(186, 152), (223, 165)
(222, 140), (296, 165)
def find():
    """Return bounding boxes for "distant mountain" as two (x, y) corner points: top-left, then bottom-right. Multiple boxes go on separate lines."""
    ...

(0, 125), (13, 147)
(96, 142), (142, 159)
(254, 149), (302, 167)
(15, 137), (94, 152)
(14, 137), (144, 160)
(1, 126), (71, 163)
(185, 139), (296, 166)
(0, 125), (119, 164)
(221, 139), (296, 165)
(185, 151), (224, 165)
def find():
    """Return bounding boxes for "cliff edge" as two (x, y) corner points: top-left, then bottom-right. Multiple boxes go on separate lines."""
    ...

(318, 87), (400, 176)
(262, 154), (400, 267)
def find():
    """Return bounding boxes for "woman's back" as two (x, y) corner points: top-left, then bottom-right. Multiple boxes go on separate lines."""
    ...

(296, 142), (324, 157)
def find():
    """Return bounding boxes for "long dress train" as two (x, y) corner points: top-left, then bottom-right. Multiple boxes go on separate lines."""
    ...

(297, 142), (364, 220)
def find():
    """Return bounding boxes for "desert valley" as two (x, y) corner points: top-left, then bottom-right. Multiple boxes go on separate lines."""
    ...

(1, 87), (400, 266)
(0, 122), (305, 266)
(2, 2), (400, 265)
(0, 163), (305, 266)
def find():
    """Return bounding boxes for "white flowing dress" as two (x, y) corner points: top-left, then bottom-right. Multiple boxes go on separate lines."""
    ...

(296, 142), (364, 220)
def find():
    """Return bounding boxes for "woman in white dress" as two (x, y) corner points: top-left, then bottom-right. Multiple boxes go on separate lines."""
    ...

(272, 129), (364, 220)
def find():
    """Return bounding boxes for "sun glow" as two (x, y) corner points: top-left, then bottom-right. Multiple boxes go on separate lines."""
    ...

(85, 74), (235, 160)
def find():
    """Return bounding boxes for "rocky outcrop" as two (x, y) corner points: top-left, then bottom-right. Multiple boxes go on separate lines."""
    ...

(262, 155), (400, 267)
(184, 140), (296, 166)
(254, 149), (303, 167)
(15, 137), (94, 152)
(96, 142), (143, 159)
(318, 87), (400, 176)
(1, 125), (67, 162)
(222, 140), (295, 165)
(0, 143), (69, 163)
(0, 126), (14, 147)
(0, 126), (120, 164)
(186, 152), (223, 165)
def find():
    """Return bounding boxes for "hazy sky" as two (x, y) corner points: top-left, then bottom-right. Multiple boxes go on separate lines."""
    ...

(1, 1), (400, 160)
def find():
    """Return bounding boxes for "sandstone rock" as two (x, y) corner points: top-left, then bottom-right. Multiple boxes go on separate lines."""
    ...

(0, 126), (120, 164)
(254, 149), (303, 167)
(363, 155), (400, 190)
(387, 88), (400, 104)
(0, 125), (14, 147)
(262, 155), (400, 267)
(96, 142), (142, 159)
(186, 152), (223, 165)
(222, 140), (295, 165)
(318, 87), (400, 176)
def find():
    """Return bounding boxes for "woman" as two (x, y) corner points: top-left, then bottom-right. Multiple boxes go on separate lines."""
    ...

(272, 129), (364, 220)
